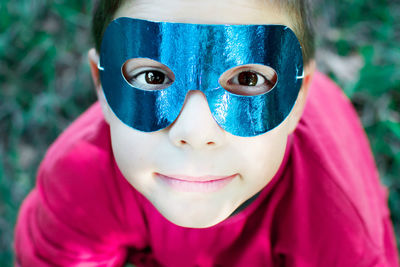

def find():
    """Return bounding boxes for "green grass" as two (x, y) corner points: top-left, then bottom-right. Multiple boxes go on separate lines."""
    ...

(1, 0), (399, 266)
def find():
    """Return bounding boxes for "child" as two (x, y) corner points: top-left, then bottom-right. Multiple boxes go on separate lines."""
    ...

(14, 0), (399, 266)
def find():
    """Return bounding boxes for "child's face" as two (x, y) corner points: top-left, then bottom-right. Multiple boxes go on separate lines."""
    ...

(93, 0), (312, 228)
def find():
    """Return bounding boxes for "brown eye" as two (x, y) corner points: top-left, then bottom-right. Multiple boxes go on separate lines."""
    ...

(219, 64), (278, 96)
(122, 58), (175, 91)
(145, 70), (165, 84)
(238, 71), (258, 86)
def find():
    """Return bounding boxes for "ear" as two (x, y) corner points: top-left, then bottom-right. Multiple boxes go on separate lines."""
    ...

(286, 60), (316, 134)
(88, 48), (112, 124)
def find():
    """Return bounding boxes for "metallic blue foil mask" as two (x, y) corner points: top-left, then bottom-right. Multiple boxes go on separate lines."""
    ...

(99, 17), (304, 137)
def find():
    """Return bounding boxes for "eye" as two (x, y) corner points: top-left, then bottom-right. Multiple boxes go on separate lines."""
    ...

(122, 58), (175, 90)
(133, 69), (169, 86)
(219, 65), (278, 96)
(234, 71), (265, 87)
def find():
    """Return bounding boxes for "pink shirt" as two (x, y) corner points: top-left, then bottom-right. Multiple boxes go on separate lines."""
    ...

(15, 72), (399, 266)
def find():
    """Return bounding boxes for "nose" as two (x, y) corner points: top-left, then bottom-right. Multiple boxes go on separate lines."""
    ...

(168, 90), (226, 149)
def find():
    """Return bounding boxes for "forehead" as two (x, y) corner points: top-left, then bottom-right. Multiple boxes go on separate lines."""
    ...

(114, 0), (292, 27)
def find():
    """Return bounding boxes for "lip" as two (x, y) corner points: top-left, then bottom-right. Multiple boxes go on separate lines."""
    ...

(155, 173), (237, 193)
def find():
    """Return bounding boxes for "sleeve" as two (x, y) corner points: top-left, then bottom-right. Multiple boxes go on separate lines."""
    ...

(272, 184), (398, 267)
(14, 141), (148, 267)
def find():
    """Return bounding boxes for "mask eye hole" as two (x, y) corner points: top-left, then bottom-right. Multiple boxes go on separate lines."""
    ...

(122, 58), (175, 90)
(219, 64), (278, 96)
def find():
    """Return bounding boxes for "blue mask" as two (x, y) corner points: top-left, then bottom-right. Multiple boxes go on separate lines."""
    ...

(99, 17), (303, 137)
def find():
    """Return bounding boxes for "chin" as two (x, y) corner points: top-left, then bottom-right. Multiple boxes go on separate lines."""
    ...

(155, 200), (236, 228)
(163, 212), (228, 229)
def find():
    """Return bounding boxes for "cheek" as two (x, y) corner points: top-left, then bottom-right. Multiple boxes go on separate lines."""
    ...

(236, 130), (288, 181)
(260, 138), (287, 176)
(108, 117), (160, 176)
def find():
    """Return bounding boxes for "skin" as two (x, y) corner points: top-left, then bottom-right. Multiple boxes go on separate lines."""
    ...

(88, 0), (316, 228)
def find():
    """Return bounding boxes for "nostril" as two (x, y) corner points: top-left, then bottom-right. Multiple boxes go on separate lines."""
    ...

(180, 140), (215, 146)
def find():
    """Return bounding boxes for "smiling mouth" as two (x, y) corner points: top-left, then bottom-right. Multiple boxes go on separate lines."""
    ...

(155, 173), (237, 193)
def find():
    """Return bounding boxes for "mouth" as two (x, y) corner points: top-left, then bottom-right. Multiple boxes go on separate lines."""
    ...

(155, 173), (237, 193)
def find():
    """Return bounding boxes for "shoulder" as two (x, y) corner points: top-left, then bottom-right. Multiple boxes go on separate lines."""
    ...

(36, 102), (146, 237)
(44, 101), (110, 164)
(296, 72), (388, 222)
(38, 102), (112, 209)
(278, 72), (391, 262)
(15, 103), (148, 265)
(297, 71), (389, 220)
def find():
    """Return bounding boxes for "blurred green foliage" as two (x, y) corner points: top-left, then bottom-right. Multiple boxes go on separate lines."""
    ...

(315, 0), (400, 246)
(0, 0), (95, 265)
(0, 0), (399, 266)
